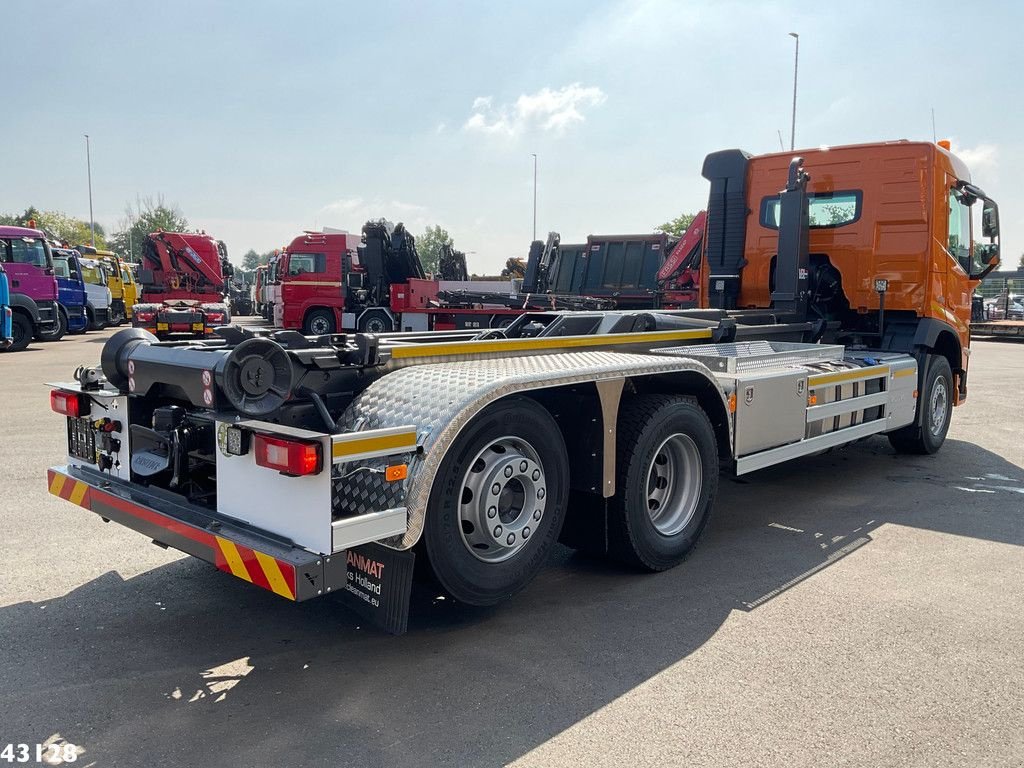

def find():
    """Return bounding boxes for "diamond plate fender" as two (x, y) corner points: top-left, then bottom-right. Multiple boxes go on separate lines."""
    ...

(336, 350), (728, 550)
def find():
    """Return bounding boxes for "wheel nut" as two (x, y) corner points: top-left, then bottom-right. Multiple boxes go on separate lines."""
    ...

(532, 469), (540, 481)
(504, 466), (513, 478)
(523, 527), (530, 538)
(487, 506), (497, 518)
(537, 488), (545, 499)
(533, 509), (542, 520)
(506, 533), (515, 545)
(493, 525), (503, 537)
(520, 461), (528, 472)
(491, 483), (501, 495)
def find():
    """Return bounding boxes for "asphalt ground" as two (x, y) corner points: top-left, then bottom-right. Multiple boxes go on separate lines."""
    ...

(0, 325), (1021, 767)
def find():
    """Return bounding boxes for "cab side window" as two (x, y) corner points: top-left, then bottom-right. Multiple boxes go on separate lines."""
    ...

(948, 189), (972, 272)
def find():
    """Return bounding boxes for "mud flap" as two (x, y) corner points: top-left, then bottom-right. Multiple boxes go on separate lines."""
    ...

(327, 543), (416, 635)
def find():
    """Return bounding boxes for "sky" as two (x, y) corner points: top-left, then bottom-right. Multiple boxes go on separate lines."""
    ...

(3, 0), (1021, 273)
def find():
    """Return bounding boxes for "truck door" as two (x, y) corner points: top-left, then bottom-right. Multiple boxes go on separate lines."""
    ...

(944, 180), (973, 335)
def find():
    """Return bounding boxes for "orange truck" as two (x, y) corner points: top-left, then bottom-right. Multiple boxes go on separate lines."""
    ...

(699, 140), (998, 434)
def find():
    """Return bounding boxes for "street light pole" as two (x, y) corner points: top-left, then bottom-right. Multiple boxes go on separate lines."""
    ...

(788, 32), (799, 151)
(531, 153), (538, 241)
(84, 134), (95, 247)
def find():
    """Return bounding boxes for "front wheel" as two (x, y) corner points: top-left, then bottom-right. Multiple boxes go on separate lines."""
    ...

(608, 395), (719, 571)
(888, 354), (953, 455)
(109, 303), (126, 326)
(7, 314), (33, 352)
(304, 308), (336, 335)
(422, 397), (569, 606)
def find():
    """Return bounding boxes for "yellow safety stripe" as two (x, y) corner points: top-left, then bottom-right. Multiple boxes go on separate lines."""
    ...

(808, 365), (890, 387)
(49, 473), (66, 497)
(389, 328), (714, 360)
(892, 368), (917, 378)
(253, 551), (296, 600)
(215, 537), (253, 583)
(333, 431), (418, 459)
(69, 482), (88, 506)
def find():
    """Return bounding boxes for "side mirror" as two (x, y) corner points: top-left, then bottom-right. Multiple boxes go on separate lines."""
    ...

(982, 199), (999, 238)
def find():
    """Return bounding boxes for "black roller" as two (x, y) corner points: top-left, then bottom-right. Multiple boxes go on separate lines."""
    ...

(101, 328), (158, 388)
(217, 337), (294, 417)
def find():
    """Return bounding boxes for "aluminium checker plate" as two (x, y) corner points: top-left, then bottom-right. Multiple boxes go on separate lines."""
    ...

(335, 349), (728, 550)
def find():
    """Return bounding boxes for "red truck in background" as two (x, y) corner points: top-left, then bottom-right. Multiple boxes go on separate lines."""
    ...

(133, 231), (232, 339)
(273, 222), (613, 334)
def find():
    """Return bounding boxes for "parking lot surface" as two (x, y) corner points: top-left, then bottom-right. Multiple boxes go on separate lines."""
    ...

(1, 329), (1021, 767)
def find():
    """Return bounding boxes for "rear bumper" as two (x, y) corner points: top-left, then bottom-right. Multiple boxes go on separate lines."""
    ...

(47, 465), (338, 601)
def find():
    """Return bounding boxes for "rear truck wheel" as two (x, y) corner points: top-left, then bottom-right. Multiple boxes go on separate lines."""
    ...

(7, 313), (33, 352)
(608, 395), (719, 571)
(358, 309), (394, 334)
(304, 308), (336, 335)
(36, 308), (68, 341)
(888, 354), (953, 455)
(422, 397), (569, 606)
(109, 303), (125, 326)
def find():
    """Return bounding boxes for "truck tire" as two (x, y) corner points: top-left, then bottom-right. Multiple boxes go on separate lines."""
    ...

(888, 354), (952, 455)
(608, 395), (718, 571)
(110, 303), (126, 326)
(7, 313), (33, 352)
(358, 309), (394, 334)
(304, 309), (336, 335)
(422, 397), (569, 606)
(36, 307), (68, 341)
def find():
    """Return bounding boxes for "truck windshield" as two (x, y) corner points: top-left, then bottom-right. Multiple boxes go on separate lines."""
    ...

(81, 264), (105, 285)
(7, 237), (51, 267)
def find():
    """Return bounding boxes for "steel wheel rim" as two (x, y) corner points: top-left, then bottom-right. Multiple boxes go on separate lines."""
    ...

(310, 316), (331, 335)
(645, 433), (702, 536)
(929, 377), (948, 436)
(458, 436), (546, 563)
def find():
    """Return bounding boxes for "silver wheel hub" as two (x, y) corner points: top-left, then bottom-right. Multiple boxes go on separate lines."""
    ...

(645, 433), (702, 536)
(311, 317), (330, 334)
(929, 378), (948, 436)
(459, 437), (545, 563)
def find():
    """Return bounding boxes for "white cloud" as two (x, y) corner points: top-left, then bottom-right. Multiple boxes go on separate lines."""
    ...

(464, 83), (607, 138)
(315, 197), (431, 232)
(951, 142), (997, 174)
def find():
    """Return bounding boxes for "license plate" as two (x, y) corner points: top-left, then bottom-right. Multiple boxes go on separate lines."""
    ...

(157, 322), (169, 331)
(192, 322), (205, 331)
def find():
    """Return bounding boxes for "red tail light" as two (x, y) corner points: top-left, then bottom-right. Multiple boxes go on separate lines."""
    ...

(51, 390), (87, 418)
(205, 312), (226, 325)
(134, 310), (156, 323)
(254, 434), (322, 476)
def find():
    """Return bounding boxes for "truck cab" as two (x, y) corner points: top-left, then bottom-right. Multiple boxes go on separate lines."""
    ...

(78, 256), (113, 330)
(51, 249), (90, 335)
(252, 265), (268, 318)
(77, 246), (129, 324)
(699, 140), (999, 405)
(0, 225), (61, 350)
(275, 231), (362, 334)
(119, 259), (138, 318)
(265, 253), (282, 323)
